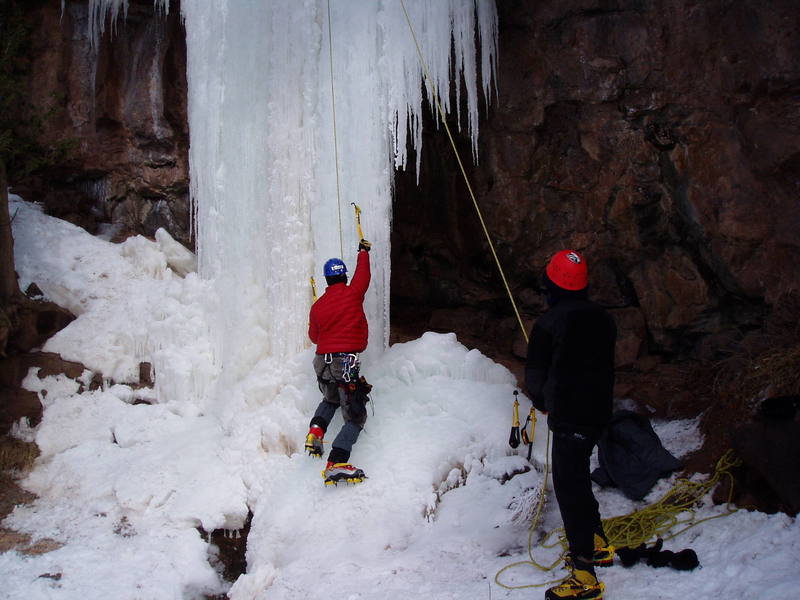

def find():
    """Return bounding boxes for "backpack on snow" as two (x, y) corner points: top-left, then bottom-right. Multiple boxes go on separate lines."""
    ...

(590, 410), (682, 501)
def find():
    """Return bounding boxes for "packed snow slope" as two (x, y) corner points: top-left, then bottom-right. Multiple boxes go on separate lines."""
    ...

(3, 196), (799, 599)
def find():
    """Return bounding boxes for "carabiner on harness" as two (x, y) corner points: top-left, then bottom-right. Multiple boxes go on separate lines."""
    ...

(341, 353), (360, 382)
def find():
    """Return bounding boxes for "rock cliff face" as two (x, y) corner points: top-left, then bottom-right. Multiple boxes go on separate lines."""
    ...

(18, 0), (189, 244)
(392, 0), (800, 400)
(8, 2), (800, 454)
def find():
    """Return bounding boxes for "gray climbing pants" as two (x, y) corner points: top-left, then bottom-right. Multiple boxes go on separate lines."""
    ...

(311, 353), (367, 461)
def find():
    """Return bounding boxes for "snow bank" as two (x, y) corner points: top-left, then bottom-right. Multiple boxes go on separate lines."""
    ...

(6, 195), (800, 600)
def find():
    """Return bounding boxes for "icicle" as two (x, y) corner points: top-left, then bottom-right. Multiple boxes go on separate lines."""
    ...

(85, 0), (170, 48)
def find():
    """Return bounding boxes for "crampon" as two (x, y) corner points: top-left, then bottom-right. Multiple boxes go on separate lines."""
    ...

(304, 426), (324, 458)
(323, 462), (366, 486)
(593, 533), (615, 568)
(545, 557), (605, 600)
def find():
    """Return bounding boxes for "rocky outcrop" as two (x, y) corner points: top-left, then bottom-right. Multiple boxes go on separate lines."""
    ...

(392, 0), (800, 394)
(16, 0), (189, 245)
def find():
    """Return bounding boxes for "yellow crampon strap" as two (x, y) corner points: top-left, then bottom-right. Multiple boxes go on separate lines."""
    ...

(495, 449), (742, 591)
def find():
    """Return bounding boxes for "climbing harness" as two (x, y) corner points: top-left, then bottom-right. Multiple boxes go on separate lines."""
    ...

(399, 0), (528, 344)
(494, 449), (742, 591)
(321, 352), (360, 383)
(341, 352), (360, 383)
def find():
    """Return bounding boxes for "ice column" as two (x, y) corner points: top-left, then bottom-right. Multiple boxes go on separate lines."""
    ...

(87, 0), (497, 405)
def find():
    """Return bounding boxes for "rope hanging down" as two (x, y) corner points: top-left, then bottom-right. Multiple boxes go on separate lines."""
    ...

(327, 0), (344, 259)
(399, 0), (528, 343)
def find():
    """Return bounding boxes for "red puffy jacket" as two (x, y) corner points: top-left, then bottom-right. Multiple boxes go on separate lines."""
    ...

(309, 250), (370, 353)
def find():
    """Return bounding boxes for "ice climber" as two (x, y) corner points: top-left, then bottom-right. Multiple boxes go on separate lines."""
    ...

(525, 249), (617, 600)
(305, 238), (373, 485)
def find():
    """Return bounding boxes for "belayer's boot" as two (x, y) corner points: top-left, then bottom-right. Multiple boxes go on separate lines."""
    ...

(305, 426), (324, 457)
(592, 533), (615, 568)
(545, 557), (604, 600)
(323, 461), (366, 485)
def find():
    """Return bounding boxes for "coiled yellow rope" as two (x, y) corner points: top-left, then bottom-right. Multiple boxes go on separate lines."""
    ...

(603, 449), (741, 549)
(495, 449), (742, 590)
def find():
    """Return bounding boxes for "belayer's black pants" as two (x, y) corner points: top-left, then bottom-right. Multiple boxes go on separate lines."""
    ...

(551, 430), (604, 562)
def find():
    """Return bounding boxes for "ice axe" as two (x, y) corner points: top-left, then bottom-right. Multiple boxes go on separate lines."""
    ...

(351, 202), (365, 240)
(310, 276), (318, 302)
(509, 390), (521, 448)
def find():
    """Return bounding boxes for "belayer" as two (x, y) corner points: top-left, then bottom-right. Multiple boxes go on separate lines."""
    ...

(305, 238), (373, 485)
(525, 250), (617, 600)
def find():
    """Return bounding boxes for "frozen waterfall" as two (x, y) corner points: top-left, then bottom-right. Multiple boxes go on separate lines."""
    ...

(88, 0), (497, 405)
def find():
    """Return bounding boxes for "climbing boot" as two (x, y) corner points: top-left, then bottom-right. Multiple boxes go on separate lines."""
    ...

(593, 533), (615, 567)
(545, 558), (604, 600)
(323, 462), (366, 485)
(304, 426), (324, 457)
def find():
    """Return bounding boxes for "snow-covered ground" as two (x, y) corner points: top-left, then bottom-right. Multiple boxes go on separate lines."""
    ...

(3, 196), (799, 599)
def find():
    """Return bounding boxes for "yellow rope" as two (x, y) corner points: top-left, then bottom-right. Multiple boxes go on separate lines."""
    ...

(327, 0), (344, 259)
(495, 449), (742, 591)
(399, 0), (528, 343)
(495, 430), (563, 590)
(603, 449), (741, 549)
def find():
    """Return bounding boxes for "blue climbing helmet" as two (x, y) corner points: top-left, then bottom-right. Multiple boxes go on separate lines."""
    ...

(324, 258), (347, 277)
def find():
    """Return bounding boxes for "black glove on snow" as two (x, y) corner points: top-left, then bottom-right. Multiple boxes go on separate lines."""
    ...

(616, 539), (699, 571)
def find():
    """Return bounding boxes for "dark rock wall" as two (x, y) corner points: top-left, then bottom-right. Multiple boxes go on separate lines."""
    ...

(17, 0), (189, 244)
(391, 0), (800, 393)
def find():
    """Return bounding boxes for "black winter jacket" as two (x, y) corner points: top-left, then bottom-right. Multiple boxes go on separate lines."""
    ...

(525, 292), (616, 436)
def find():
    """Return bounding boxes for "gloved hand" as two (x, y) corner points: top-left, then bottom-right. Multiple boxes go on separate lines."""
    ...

(358, 239), (371, 252)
